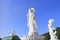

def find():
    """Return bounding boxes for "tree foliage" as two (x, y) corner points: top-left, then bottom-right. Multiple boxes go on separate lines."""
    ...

(0, 38), (2, 40)
(11, 35), (21, 40)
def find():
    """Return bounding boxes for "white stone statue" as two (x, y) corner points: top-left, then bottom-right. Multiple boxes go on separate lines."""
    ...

(21, 8), (45, 40)
(10, 30), (16, 36)
(27, 8), (37, 36)
(48, 19), (58, 40)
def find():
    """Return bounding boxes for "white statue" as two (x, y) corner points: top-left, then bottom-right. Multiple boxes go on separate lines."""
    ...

(21, 8), (45, 40)
(48, 19), (58, 40)
(10, 30), (16, 36)
(27, 8), (37, 36)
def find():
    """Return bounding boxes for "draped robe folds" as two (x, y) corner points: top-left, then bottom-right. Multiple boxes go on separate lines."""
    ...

(27, 8), (37, 35)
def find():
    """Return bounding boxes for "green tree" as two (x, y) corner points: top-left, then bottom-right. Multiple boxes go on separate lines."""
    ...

(11, 35), (21, 40)
(0, 38), (2, 40)
(43, 32), (50, 40)
(56, 27), (60, 39)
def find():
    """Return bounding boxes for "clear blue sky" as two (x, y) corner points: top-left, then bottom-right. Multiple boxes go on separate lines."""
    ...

(0, 0), (60, 38)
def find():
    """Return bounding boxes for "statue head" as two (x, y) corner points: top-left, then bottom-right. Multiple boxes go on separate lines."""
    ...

(48, 19), (54, 24)
(28, 8), (35, 14)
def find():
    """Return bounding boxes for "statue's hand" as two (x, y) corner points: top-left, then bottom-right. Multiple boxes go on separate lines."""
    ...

(54, 30), (57, 35)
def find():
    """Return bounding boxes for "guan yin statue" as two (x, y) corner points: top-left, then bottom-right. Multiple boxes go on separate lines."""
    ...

(27, 8), (37, 36)
(21, 8), (45, 40)
(48, 19), (58, 40)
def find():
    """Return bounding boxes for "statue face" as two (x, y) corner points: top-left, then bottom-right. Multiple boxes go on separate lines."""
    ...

(29, 8), (35, 14)
(49, 19), (54, 23)
(30, 9), (34, 13)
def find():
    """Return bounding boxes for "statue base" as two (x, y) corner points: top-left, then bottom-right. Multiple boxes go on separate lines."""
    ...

(21, 32), (45, 40)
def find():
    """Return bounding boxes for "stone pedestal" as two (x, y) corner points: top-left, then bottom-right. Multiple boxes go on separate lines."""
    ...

(21, 32), (45, 40)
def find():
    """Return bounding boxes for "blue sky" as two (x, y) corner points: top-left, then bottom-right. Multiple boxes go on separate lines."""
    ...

(0, 0), (60, 38)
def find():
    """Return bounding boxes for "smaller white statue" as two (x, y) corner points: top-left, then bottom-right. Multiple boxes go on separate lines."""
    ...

(10, 30), (16, 36)
(48, 19), (58, 40)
